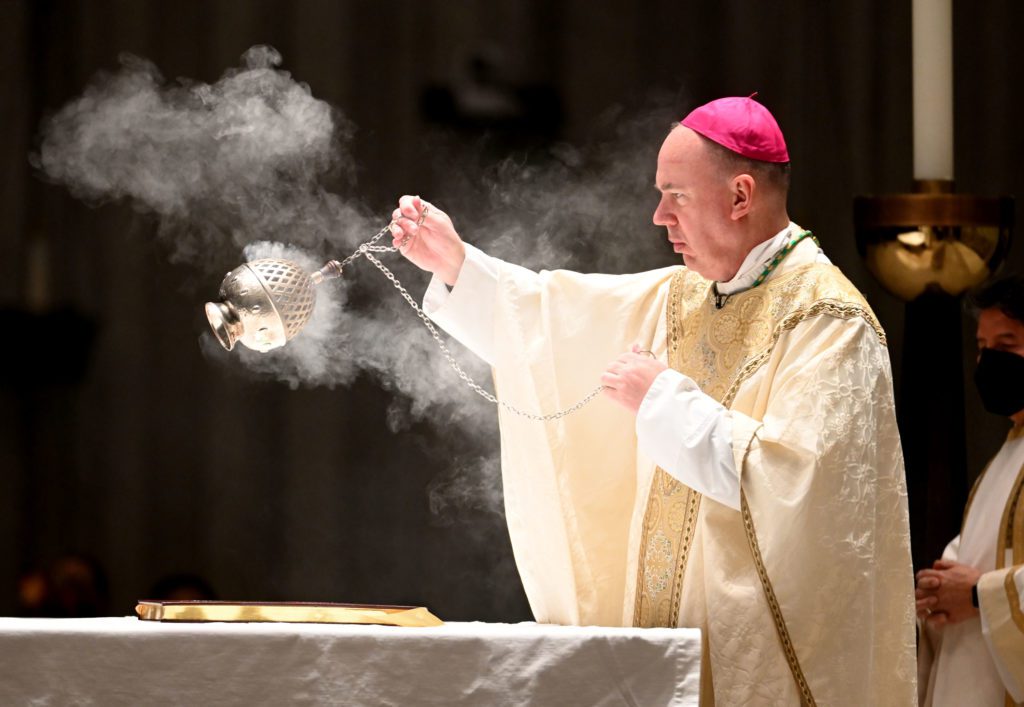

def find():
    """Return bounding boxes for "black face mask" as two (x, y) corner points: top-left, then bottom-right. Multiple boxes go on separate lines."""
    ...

(974, 348), (1024, 417)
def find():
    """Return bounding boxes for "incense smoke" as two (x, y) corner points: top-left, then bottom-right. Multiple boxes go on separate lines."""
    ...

(35, 46), (680, 522)
(452, 105), (675, 275)
(33, 45), (375, 265)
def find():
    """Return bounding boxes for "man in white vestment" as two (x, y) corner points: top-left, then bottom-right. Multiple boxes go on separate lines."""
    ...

(918, 275), (1024, 706)
(391, 96), (917, 705)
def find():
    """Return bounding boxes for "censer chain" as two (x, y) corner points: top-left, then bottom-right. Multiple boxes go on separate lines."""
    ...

(334, 229), (605, 421)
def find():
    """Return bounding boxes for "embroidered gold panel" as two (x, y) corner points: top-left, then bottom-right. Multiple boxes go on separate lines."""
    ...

(633, 260), (883, 629)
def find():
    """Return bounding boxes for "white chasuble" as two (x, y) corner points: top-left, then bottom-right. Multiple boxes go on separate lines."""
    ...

(921, 428), (1024, 706)
(438, 236), (916, 705)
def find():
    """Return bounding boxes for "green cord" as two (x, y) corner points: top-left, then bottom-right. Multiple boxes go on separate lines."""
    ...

(750, 230), (818, 288)
(713, 230), (819, 308)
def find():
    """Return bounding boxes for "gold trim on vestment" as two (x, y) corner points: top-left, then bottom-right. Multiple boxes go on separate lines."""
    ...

(987, 424), (1024, 549)
(721, 299), (885, 408)
(633, 265), (704, 628)
(997, 462), (1024, 571)
(632, 470), (702, 627)
(1003, 570), (1024, 634)
(1014, 477), (1024, 570)
(632, 250), (882, 704)
(741, 490), (817, 707)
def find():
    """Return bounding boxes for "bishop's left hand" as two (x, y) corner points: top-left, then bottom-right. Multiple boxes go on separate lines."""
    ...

(600, 344), (668, 414)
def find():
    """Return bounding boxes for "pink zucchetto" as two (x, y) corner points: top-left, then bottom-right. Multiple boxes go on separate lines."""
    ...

(680, 95), (789, 163)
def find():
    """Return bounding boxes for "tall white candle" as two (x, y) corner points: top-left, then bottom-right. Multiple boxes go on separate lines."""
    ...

(912, 0), (953, 180)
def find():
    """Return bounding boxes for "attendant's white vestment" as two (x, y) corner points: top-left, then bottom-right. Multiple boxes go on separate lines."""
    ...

(425, 229), (917, 705)
(920, 427), (1024, 706)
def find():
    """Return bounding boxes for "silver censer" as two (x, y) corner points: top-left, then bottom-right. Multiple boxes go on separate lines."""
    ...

(204, 221), (392, 352)
(205, 258), (341, 352)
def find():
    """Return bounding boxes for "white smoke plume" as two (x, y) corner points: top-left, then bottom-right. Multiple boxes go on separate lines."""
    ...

(428, 455), (504, 520)
(35, 46), (682, 521)
(33, 45), (375, 265)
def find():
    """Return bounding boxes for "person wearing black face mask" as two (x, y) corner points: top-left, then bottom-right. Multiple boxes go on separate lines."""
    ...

(917, 275), (1024, 707)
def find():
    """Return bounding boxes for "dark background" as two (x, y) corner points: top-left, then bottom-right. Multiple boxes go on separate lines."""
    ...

(1, 0), (1022, 620)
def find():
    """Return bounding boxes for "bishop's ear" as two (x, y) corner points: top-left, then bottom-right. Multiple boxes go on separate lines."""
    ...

(730, 174), (755, 220)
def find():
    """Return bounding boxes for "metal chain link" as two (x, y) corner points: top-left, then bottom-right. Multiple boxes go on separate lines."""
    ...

(335, 228), (606, 421)
(337, 224), (393, 270)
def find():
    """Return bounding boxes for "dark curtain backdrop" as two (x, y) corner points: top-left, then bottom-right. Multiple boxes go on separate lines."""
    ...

(1, 0), (1022, 619)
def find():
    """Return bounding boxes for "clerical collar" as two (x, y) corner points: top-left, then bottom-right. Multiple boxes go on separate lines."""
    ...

(718, 224), (795, 295)
(712, 223), (806, 309)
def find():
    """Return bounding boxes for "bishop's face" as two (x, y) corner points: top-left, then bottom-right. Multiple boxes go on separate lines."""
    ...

(652, 126), (742, 281)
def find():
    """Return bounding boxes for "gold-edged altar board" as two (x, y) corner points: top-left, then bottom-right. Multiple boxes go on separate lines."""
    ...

(136, 600), (443, 627)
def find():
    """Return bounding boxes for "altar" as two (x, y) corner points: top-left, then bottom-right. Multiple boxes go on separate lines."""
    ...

(0, 617), (701, 705)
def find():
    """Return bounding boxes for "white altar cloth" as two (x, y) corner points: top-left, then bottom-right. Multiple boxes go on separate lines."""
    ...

(0, 617), (701, 706)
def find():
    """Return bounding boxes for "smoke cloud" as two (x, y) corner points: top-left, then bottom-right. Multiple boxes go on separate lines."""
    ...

(454, 104), (677, 275)
(34, 45), (375, 265)
(35, 46), (681, 521)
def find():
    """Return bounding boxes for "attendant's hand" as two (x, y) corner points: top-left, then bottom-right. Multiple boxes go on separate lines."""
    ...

(915, 560), (982, 627)
(390, 195), (466, 287)
(600, 345), (668, 414)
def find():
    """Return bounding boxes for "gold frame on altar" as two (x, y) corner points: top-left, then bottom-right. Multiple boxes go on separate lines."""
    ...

(135, 600), (443, 627)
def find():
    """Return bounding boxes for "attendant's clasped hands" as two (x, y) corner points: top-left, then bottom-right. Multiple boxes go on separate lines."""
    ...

(601, 345), (668, 414)
(915, 560), (982, 627)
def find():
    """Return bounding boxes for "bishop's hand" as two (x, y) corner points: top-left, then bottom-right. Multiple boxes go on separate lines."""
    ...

(601, 345), (668, 414)
(391, 195), (466, 287)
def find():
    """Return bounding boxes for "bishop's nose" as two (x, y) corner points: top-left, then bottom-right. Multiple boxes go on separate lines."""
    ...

(653, 199), (674, 226)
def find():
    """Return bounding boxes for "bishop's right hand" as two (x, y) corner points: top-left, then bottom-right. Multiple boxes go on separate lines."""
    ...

(391, 195), (466, 287)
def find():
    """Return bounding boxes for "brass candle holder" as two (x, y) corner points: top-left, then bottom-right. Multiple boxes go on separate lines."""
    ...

(854, 180), (1012, 302)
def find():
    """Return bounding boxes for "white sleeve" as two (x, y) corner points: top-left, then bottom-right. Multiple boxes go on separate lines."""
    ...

(422, 243), (504, 366)
(941, 534), (960, 562)
(635, 368), (740, 510)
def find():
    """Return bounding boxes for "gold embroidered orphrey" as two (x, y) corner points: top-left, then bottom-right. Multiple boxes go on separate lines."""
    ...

(632, 260), (886, 704)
